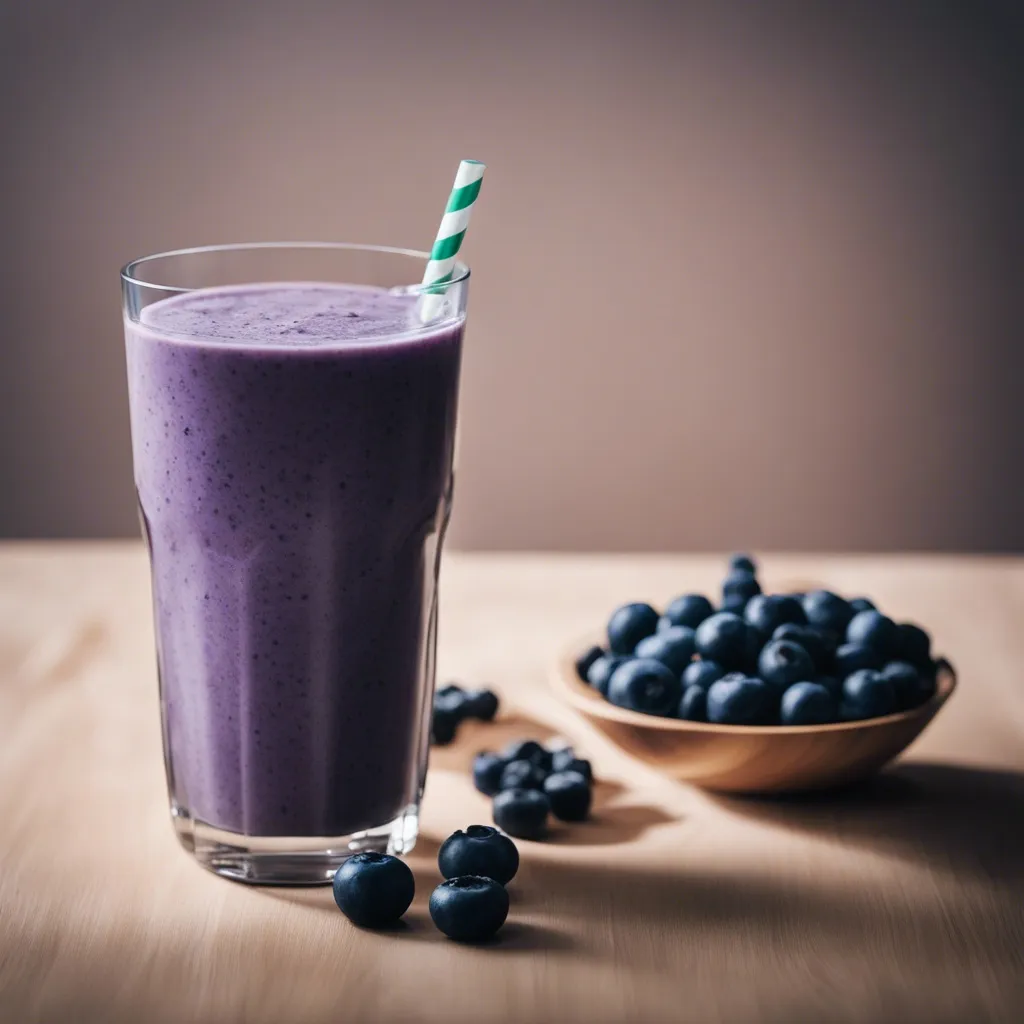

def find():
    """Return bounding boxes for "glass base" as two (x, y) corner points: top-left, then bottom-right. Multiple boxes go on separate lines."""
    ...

(170, 804), (420, 886)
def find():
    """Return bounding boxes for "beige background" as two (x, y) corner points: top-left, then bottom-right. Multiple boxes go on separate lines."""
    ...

(1, 1), (1022, 550)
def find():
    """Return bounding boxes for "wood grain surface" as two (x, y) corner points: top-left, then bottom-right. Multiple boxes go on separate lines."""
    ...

(1, 544), (1023, 1024)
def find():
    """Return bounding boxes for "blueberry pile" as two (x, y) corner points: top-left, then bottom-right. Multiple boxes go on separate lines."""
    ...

(332, 825), (518, 943)
(577, 554), (948, 726)
(472, 739), (594, 840)
(431, 683), (500, 746)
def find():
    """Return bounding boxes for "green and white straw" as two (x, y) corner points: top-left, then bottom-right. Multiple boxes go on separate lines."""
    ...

(418, 159), (485, 321)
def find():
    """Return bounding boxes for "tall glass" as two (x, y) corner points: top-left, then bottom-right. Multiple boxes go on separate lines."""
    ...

(121, 244), (468, 884)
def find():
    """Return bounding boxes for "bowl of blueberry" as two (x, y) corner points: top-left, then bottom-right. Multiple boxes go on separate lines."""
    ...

(553, 555), (956, 794)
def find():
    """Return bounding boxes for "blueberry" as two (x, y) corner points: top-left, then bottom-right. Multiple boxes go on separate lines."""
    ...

(834, 642), (884, 678)
(607, 602), (660, 654)
(544, 770), (592, 821)
(549, 746), (576, 772)
(438, 825), (519, 885)
(492, 787), (549, 840)
(587, 654), (629, 696)
(677, 685), (708, 721)
(472, 751), (507, 797)
(849, 597), (876, 614)
(463, 688), (500, 721)
(729, 553), (758, 574)
(659, 593), (715, 630)
(332, 852), (415, 929)
(501, 739), (549, 769)
(757, 639), (815, 692)
(431, 705), (459, 746)
(780, 682), (836, 726)
(434, 686), (468, 718)
(695, 612), (753, 670)
(840, 669), (897, 720)
(429, 876), (510, 942)
(896, 622), (932, 669)
(432, 684), (468, 716)
(564, 757), (594, 782)
(772, 623), (836, 672)
(721, 570), (761, 612)
(575, 645), (605, 682)
(634, 625), (696, 674)
(802, 590), (854, 634)
(551, 750), (593, 782)
(880, 660), (935, 709)
(815, 675), (843, 698)
(745, 594), (806, 634)
(499, 759), (547, 791)
(606, 658), (682, 717)
(706, 676), (773, 725)
(846, 611), (898, 660)
(682, 660), (726, 690)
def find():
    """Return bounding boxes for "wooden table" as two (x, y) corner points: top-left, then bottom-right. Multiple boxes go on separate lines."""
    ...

(2, 545), (1023, 1024)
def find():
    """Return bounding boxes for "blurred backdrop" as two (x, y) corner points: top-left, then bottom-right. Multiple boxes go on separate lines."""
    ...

(1, 0), (1022, 551)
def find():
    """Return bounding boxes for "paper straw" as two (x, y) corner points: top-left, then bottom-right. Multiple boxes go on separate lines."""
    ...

(418, 159), (485, 321)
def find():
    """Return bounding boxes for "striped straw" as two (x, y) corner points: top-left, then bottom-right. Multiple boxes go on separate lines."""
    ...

(418, 159), (485, 321)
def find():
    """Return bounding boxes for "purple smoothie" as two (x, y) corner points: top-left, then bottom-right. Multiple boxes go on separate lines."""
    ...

(125, 283), (463, 838)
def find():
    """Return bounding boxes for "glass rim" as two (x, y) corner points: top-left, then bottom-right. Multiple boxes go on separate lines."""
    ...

(120, 240), (471, 293)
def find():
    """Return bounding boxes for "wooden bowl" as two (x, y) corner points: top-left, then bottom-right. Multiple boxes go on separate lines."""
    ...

(552, 646), (956, 794)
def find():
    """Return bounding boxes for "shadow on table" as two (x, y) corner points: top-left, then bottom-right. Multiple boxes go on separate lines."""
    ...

(708, 760), (1024, 884)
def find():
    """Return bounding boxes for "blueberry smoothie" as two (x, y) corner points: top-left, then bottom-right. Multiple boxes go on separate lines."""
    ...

(125, 283), (463, 839)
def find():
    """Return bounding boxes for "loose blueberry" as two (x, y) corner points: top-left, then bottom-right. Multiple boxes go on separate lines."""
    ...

(729, 553), (758, 574)
(492, 787), (550, 840)
(587, 654), (629, 696)
(472, 751), (507, 797)
(575, 645), (605, 682)
(772, 623), (837, 672)
(434, 686), (469, 718)
(565, 757), (593, 782)
(880, 660), (935, 709)
(802, 590), (854, 634)
(834, 641), (884, 678)
(431, 705), (459, 746)
(499, 759), (547, 791)
(846, 610), (898, 660)
(463, 688), (500, 722)
(682, 660), (726, 690)
(634, 625), (696, 674)
(849, 597), (876, 614)
(549, 746), (576, 772)
(332, 852), (415, 929)
(438, 825), (519, 885)
(429, 876), (510, 942)
(840, 669), (897, 720)
(677, 685), (708, 721)
(607, 602), (660, 654)
(501, 739), (549, 769)
(896, 622), (932, 669)
(659, 593), (716, 630)
(544, 770), (592, 821)
(758, 639), (815, 693)
(745, 594), (807, 634)
(551, 750), (593, 782)
(695, 612), (753, 670)
(606, 658), (682, 717)
(721, 570), (761, 612)
(780, 682), (837, 726)
(815, 675), (843, 699)
(436, 683), (465, 700)
(706, 676), (773, 725)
